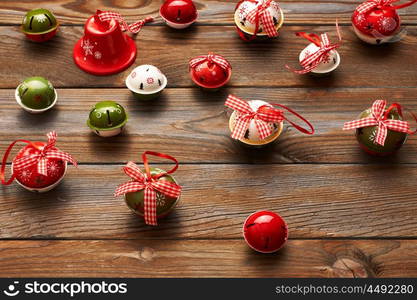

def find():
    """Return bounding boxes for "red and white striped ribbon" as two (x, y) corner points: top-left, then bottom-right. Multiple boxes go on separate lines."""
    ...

(12, 131), (77, 176)
(343, 100), (412, 146)
(97, 10), (154, 34)
(189, 53), (231, 71)
(356, 0), (417, 14)
(246, 0), (278, 37)
(225, 95), (315, 140)
(114, 152), (181, 226)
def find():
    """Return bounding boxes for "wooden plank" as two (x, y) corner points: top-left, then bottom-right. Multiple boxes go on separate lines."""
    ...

(2, 25), (417, 88)
(1, 0), (417, 25)
(1, 164), (417, 239)
(1, 87), (417, 164)
(0, 239), (415, 277)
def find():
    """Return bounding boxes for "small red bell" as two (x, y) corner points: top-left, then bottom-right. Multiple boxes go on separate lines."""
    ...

(352, 0), (417, 44)
(73, 11), (137, 75)
(243, 210), (288, 253)
(159, 0), (198, 29)
(189, 53), (232, 89)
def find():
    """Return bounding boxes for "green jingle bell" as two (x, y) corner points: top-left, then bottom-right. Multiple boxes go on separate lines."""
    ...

(21, 9), (59, 42)
(87, 101), (128, 137)
(356, 109), (407, 156)
(124, 168), (180, 218)
(16, 77), (57, 113)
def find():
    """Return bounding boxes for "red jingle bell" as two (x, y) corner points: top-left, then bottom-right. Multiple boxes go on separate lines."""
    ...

(243, 210), (288, 253)
(159, 0), (198, 29)
(189, 53), (232, 90)
(1, 132), (77, 193)
(352, 0), (417, 44)
(73, 11), (137, 75)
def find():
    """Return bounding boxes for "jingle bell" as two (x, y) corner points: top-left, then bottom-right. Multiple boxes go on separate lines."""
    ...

(234, 0), (284, 40)
(124, 168), (180, 219)
(126, 65), (168, 100)
(15, 76), (57, 113)
(159, 0), (198, 29)
(299, 43), (340, 75)
(243, 210), (288, 253)
(189, 54), (232, 90)
(73, 11), (136, 75)
(87, 101), (128, 137)
(229, 100), (283, 146)
(21, 8), (59, 42)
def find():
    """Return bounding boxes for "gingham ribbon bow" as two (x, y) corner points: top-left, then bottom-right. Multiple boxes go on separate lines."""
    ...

(12, 131), (77, 176)
(246, 0), (278, 37)
(343, 100), (411, 146)
(97, 10), (154, 34)
(287, 32), (340, 74)
(356, 0), (417, 14)
(189, 53), (231, 71)
(226, 95), (285, 140)
(114, 152), (181, 226)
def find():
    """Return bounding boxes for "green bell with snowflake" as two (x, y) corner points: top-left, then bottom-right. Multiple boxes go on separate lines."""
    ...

(21, 8), (59, 42)
(356, 109), (407, 156)
(87, 101), (128, 137)
(16, 77), (57, 113)
(125, 168), (180, 218)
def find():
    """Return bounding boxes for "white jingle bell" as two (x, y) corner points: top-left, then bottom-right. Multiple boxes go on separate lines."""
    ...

(299, 43), (341, 74)
(229, 100), (283, 146)
(234, 0), (284, 36)
(126, 65), (168, 100)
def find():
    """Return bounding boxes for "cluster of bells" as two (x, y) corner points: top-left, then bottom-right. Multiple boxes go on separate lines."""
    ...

(12, 0), (416, 253)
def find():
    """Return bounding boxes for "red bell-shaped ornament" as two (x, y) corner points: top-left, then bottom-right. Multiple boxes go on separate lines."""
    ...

(243, 210), (288, 253)
(73, 11), (137, 75)
(189, 53), (232, 89)
(352, 0), (417, 44)
(159, 0), (198, 29)
(1, 132), (77, 193)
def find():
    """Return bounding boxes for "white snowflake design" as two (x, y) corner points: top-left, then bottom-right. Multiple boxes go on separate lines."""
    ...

(156, 193), (166, 207)
(378, 17), (397, 33)
(355, 14), (366, 26)
(18, 169), (32, 181)
(36, 14), (48, 23)
(94, 51), (102, 60)
(81, 39), (94, 57)
(369, 129), (377, 144)
(47, 161), (61, 178)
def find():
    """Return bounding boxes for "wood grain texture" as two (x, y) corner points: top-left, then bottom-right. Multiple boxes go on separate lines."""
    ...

(1, 0), (417, 25)
(1, 88), (417, 164)
(0, 239), (415, 277)
(1, 25), (417, 88)
(1, 164), (417, 239)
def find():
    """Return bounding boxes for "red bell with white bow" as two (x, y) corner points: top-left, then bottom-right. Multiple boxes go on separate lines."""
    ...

(189, 53), (232, 89)
(1, 132), (77, 192)
(352, 0), (417, 44)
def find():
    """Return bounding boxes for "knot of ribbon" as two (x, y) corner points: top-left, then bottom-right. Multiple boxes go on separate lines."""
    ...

(189, 53), (231, 71)
(356, 0), (417, 15)
(343, 100), (416, 146)
(246, 0), (278, 38)
(286, 23), (342, 74)
(97, 10), (154, 34)
(1, 131), (77, 186)
(225, 95), (315, 140)
(114, 151), (182, 226)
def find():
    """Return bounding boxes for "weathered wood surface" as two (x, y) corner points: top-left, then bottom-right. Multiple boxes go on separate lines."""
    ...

(1, 0), (417, 25)
(1, 164), (417, 239)
(0, 239), (415, 277)
(1, 25), (417, 88)
(1, 88), (417, 164)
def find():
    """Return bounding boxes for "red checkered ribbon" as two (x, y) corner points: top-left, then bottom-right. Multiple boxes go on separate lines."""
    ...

(114, 151), (181, 226)
(189, 53), (231, 72)
(97, 10), (154, 34)
(245, 0), (278, 38)
(1, 131), (77, 185)
(286, 23), (342, 74)
(225, 95), (315, 140)
(356, 0), (417, 15)
(343, 100), (416, 146)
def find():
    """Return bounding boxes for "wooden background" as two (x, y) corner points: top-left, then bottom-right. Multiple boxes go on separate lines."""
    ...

(1, 0), (417, 278)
